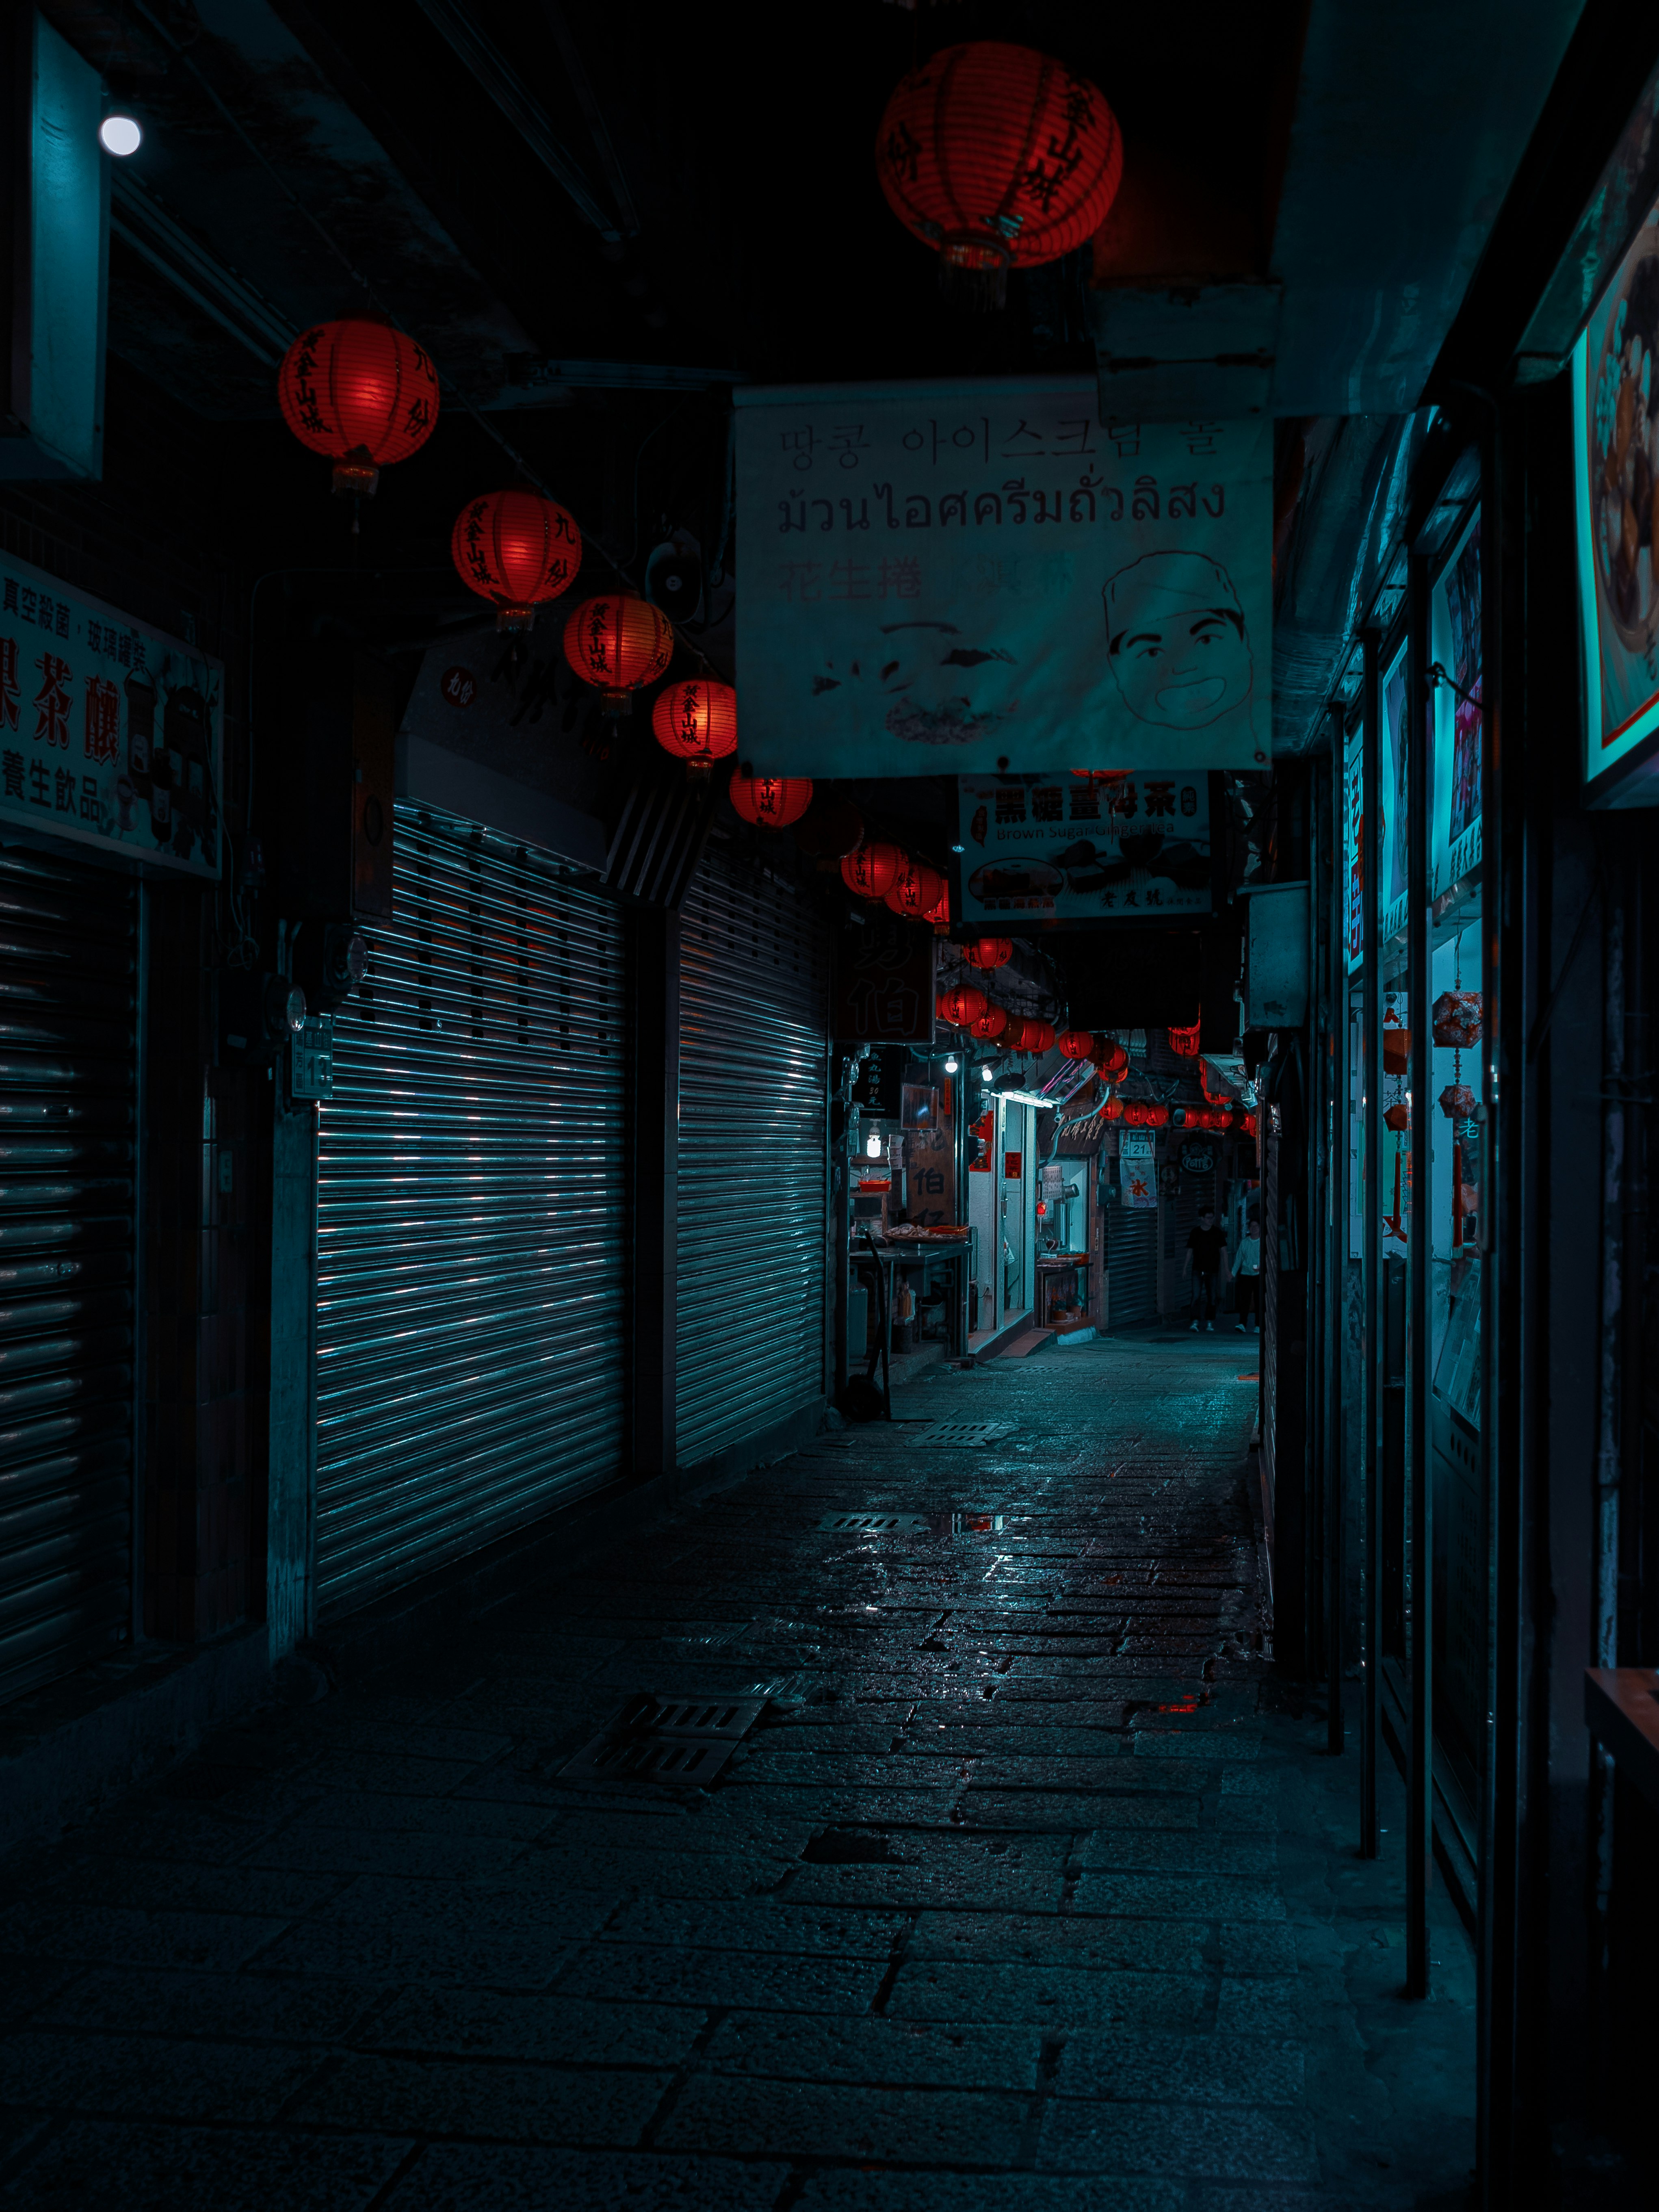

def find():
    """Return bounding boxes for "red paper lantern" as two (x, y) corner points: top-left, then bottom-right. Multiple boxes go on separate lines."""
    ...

(963, 937), (1013, 971)
(1243, 1112), (1258, 1140)
(971, 1003), (1012, 1043)
(277, 317), (439, 496)
(1103, 1095), (1125, 1121)
(452, 490), (583, 632)
(563, 594), (674, 711)
(1167, 1023), (1200, 1058)
(1018, 1018), (1055, 1053)
(1145, 1103), (1170, 1128)
(925, 882), (952, 932)
(884, 858), (946, 920)
(938, 982), (989, 1027)
(875, 44), (1124, 306)
(841, 843), (906, 900)
(651, 678), (737, 776)
(729, 774), (813, 829)
(1057, 1029), (1094, 1060)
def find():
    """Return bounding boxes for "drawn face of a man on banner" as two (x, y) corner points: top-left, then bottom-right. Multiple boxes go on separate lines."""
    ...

(1102, 552), (1254, 730)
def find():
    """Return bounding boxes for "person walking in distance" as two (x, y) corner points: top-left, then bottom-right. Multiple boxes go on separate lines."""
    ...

(1232, 1209), (1261, 1332)
(1184, 1207), (1229, 1332)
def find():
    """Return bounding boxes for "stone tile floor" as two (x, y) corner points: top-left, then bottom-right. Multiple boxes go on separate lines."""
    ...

(0, 1334), (1475, 2209)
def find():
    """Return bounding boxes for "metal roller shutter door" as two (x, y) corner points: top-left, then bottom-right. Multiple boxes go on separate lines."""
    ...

(677, 845), (828, 1467)
(1107, 1202), (1159, 1330)
(315, 804), (629, 1617)
(0, 849), (139, 1702)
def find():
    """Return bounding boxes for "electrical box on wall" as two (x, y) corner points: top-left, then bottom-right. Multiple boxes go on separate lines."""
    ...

(0, 9), (108, 481)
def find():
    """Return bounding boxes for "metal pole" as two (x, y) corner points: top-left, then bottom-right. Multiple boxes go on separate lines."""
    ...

(1361, 629), (1382, 1857)
(1328, 706), (1346, 1756)
(1406, 551), (1434, 1999)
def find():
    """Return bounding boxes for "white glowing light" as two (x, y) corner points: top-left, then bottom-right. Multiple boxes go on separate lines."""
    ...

(980, 1064), (994, 1081)
(865, 1133), (882, 1158)
(100, 115), (142, 156)
(944, 1055), (959, 1073)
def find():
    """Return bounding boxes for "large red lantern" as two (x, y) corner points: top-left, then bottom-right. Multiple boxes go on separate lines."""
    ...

(651, 679), (737, 777)
(1016, 1017), (1055, 1053)
(938, 982), (989, 1027)
(885, 858), (946, 920)
(1103, 1095), (1125, 1122)
(971, 1003), (1012, 1044)
(1057, 1028), (1093, 1061)
(963, 937), (1013, 971)
(729, 774), (813, 829)
(453, 490), (583, 631)
(563, 594), (674, 711)
(277, 316), (438, 497)
(1167, 1022), (1200, 1058)
(875, 44), (1124, 307)
(841, 843), (906, 900)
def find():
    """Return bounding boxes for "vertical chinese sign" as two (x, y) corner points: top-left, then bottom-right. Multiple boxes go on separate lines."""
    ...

(831, 914), (935, 1044)
(0, 554), (221, 878)
(735, 375), (1271, 778)
(1119, 1129), (1157, 1209)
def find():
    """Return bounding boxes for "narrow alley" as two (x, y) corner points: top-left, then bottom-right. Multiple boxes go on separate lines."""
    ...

(0, 1336), (1472, 2209)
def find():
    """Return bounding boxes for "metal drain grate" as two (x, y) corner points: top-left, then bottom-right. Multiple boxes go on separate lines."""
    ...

(559, 1692), (769, 1789)
(817, 1512), (932, 1532)
(908, 1421), (1016, 1447)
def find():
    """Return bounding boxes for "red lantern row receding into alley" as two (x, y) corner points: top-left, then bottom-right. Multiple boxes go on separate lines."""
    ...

(564, 593), (674, 712)
(729, 775), (813, 829)
(938, 983), (988, 1028)
(875, 43), (1124, 306)
(452, 490), (583, 631)
(963, 937), (1013, 971)
(651, 678), (737, 778)
(842, 842), (906, 901)
(278, 316), (439, 498)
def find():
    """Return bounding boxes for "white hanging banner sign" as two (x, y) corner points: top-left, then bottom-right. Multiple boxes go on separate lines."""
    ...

(734, 375), (1272, 779)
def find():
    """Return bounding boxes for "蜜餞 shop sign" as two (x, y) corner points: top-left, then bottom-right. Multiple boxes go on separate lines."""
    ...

(0, 552), (221, 878)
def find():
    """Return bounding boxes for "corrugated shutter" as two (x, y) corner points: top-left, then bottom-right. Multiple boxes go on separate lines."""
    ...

(315, 804), (629, 1617)
(1106, 1189), (1159, 1330)
(0, 849), (138, 1701)
(677, 842), (828, 1467)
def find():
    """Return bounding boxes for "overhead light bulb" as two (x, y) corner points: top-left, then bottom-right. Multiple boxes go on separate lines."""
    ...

(944, 1055), (959, 1073)
(979, 1064), (994, 1082)
(865, 1133), (881, 1158)
(100, 115), (142, 156)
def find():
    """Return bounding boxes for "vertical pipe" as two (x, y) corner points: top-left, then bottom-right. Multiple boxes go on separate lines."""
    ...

(1619, 842), (1647, 1664)
(1406, 551), (1434, 2000)
(1328, 707), (1347, 1755)
(1306, 766), (1326, 1689)
(129, 881), (149, 1649)
(1361, 628), (1383, 1858)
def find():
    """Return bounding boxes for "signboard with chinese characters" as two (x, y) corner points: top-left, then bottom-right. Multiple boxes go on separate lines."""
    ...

(832, 913), (935, 1044)
(1430, 508), (1482, 892)
(903, 1124), (955, 1227)
(0, 552), (221, 877)
(954, 771), (1210, 926)
(1119, 1129), (1157, 1209)
(735, 375), (1272, 779)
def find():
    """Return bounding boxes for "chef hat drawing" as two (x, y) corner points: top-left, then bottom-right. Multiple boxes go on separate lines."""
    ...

(1105, 552), (1244, 648)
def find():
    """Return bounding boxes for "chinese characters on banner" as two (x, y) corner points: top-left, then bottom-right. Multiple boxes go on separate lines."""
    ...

(954, 770), (1210, 927)
(734, 376), (1272, 778)
(831, 914), (936, 1043)
(0, 554), (221, 877)
(903, 1124), (955, 1227)
(1119, 1129), (1157, 1209)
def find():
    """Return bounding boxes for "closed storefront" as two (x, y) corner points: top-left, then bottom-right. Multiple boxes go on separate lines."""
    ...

(0, 849), (141, 1700)
(314, 805), (629, 1616)
(1106, 1190), (1159, 1330)
(676, 843), (829, 1468)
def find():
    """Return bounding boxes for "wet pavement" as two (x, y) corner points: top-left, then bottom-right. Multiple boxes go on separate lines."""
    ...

(0, 1334), (1475, 2209)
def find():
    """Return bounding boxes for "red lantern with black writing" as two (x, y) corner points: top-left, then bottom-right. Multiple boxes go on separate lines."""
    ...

(277, 316), (439, 497)
(841, 842), (905, 900)
(453, 490), (583, 632)
(1103, 1095), (1125, 1121)
(963, 937), (1013, 971)
(884, 858), (946, 921)
(875, 43), (1124, 308)
(563, 593), (673, 711)
(971, 1003), (1012, 1044)
(1057, 1029), (1094, 1060)
(729, 774), (813, 830)
(938, 982), (988, 1027)
(1016, 1017), (1055, 1053)
(1167, 1022), (1200, 1058)
(651, 678), (737, 778)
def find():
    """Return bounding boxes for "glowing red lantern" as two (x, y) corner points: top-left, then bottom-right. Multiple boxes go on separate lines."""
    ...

(1104, 1095), (1125, 1122)
(841, 843), (906, 900)
(651, 679), (737, 777)
(971, 1003), (1012, 1044)
(563, 594), (674, 711)
(885, 859), (946, 920)
(1243, 1112), (1259, 1140)
(453, 490), (582, 631)
(1168, 1023), (1200, 1058)
(1057, 1029), (1094, 1061)
(277, 316), (438, 497)
(938, 982), (989, 1027)
(925, 882), (952, 933)
(729, 774), (813, 829)
(875, 44), (1124, 307)
(1018, 1017), (1055, 1053)
(964, 937), (1013, 971)
(1145, 1104), (1170, 1128)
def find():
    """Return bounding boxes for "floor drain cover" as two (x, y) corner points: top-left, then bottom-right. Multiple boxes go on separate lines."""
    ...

(818, 1512), (932, 1532)
(559, 1692), (769, 1789)
(908, 1421), (1016, 1447)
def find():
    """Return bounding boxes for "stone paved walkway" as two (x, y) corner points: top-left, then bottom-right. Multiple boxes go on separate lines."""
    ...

(0, 1335), (1475, 2209)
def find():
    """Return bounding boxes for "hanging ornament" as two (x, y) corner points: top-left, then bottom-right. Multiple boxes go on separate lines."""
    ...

(938, 982), (989, 1027)
(971, 1003), (1012, 1043)
(1145, 1103), (1170, 1128)
(1384, 1101), (1411, 1133)
(963, 936), (1013, 971)
(884, 858), (946, 920)
(1103, 1095), (1125, 1122)
(1431, 990), (1483, 1049)
(728, 774), (813, 829)
(1382, 1025), (1412, 1076)
(452, 490), (583, 631)
(1057, 1029), (1094, 1061)
(1091, 1036), (1129, 1080)
(841, 842), (906, 900)
(874, 43), (1124, 309)
(563, 594), (674, 711)
(1167, 1022), (1200, 1059)
(1018, 1017), (1055, 1053)
(1439, 1083), (1478, 1120)
(277, 316), (439, 502)
(650, 678), (737, 778)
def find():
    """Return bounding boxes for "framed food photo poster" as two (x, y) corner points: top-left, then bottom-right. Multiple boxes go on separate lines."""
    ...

(1575, 190), (1659, 805)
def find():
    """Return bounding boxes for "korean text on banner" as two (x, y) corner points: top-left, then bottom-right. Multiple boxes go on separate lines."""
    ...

(0, 550), (221, 877)
(735, 376), (1272, 779)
